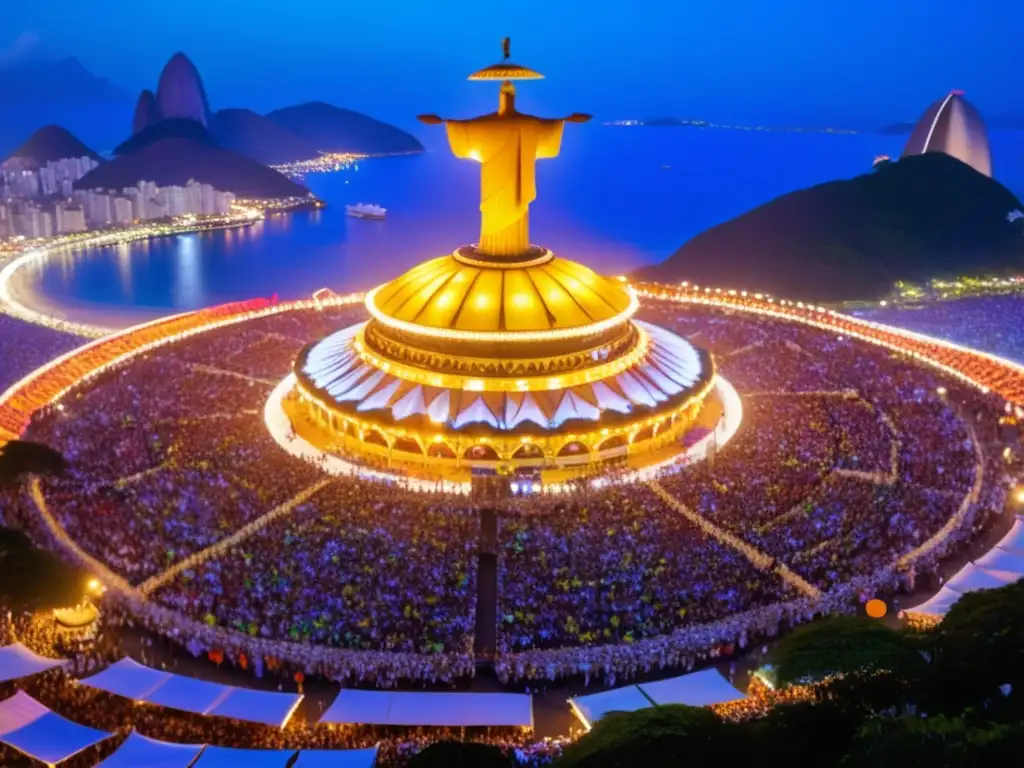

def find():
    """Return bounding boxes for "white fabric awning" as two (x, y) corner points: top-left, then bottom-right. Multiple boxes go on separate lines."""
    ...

(81, 658), (302, 726)
(320, 690), (533, 727)
(946, 564), (1021, 594)
(907, 586), (963, 618)
(98, 730), (205, 767)
(994, 518), (1024, 554)
(975, 547), (1024, 574)
(81, 657), (173, 700)
(0, 642), (67, 683)
(293, 747), (380, 767)
(638, 668), (746, 706)
(569, 686), (652, 730)
(0, 691), (111, 764)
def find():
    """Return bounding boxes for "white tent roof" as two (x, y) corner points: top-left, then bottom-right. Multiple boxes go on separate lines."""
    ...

(946, 564), (1022, 594)
(82, 657), (173, 700)
(208, 686), (304, 728)
(98, 730), (205, 768)
(975, 547), (1024, 574)
(192, 746), (296, 767)
(0, 691), (111, 764)
(995, 518), (1024, 554)
(293, 747), (379, 767)
(320, 690), (533, 727)
(908, 585), (963, 618)
(0, 642), (67, 683)
(144, 674), (234, 714)
(638, 668), (746, 706)
(569, 685), (652, 730)
(81, 658), (302, 726)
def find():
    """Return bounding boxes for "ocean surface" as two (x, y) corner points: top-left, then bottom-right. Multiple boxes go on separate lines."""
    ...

(22, 127), (1024, 322)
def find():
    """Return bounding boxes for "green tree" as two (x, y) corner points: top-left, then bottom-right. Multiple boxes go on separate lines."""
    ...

(737, 699), (863, 766)
(406, 741), (513, 768)
(840, 715), (1024, 768)
(929, 580), (1024, 716)
(769, 616), (926, 687)
(555, 705), (738, 767)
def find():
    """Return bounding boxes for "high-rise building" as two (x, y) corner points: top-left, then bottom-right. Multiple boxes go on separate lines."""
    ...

(113, 197), (133, 225)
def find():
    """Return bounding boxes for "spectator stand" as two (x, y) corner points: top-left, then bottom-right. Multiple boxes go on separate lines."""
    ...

(0, 690), (111, 764)
(320, 690), (534, 729)
(0, 642), (67, 683)
(569, 668), (746, 730)
(80, 657), (303, 727)
(904, 516), (1024, 627)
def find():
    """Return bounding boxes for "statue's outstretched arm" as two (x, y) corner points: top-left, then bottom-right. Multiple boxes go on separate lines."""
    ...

(417, 114), (444, 125)
(564, 113), (592, 124)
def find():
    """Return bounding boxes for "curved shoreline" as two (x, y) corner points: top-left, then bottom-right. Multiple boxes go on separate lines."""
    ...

(0, 214), (269, 338)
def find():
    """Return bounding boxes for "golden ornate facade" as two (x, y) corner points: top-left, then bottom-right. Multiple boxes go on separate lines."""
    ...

(286, 44), (719, 483)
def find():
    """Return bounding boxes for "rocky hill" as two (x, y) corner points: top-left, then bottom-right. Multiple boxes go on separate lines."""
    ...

(633, 153), (1024, 302)
(75, 137), (308, 199)
(2, 125), (103, 167)
(211, 108), (321, 165)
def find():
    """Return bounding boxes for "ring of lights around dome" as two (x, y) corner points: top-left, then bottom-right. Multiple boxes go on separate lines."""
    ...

(349, 323), (653, 392)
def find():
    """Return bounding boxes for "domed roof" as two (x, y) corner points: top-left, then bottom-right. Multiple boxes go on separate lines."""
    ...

(365, 251), (636, 337)
(902, 91), (991, 177)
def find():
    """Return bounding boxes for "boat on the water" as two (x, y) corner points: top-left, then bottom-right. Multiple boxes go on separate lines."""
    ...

(346, 203), (386, 220)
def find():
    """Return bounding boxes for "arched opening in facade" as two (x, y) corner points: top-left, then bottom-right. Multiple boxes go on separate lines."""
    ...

(465, 443), (500, 461)
(427, 442), (457, 459)
(394, 437), (422, 455)
(597, 435), (628, 453)
(557, 441), (589, 458)
(512, 443), (544, 460)
(364, 429), (390, 448)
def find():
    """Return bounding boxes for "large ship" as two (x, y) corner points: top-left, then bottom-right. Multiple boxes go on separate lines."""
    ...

(345, 202), (386, 220)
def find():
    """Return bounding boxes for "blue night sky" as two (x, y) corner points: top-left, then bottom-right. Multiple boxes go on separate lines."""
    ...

(2, 0), (1020, 129)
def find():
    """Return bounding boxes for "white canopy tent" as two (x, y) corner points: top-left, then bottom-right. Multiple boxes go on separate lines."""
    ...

(568, 685), (652, 730)
(82, 657), (173, 700)
(293, 746), (380, 767)
(945, 564), (1021, 594)
(192, 746), (297, 767)
(98, 730), (205, 767)
(907, 585), (963, 619)
(81, 658), (303, 726)
(975, 547), (1024, 574)
(0, 691), (111, 764)
(639, 668), (746, 707)
(0, 642), (67, 683)
(994, 518), (1024, 553)
(320, 690), (533, 727)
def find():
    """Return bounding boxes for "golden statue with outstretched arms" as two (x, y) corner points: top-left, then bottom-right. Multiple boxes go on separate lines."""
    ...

(418, 39), (590, 258)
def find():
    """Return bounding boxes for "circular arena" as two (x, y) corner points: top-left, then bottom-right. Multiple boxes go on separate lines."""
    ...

(1, 285), (1015, 694)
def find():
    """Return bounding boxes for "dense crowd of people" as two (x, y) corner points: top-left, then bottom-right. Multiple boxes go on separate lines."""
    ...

(0, 296), (1013, 710)
(859, 294), (1024, 364)
(0, 314), (82, 393)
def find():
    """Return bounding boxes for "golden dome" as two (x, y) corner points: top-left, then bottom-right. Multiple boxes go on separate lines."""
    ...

(365, 250), (636, 337)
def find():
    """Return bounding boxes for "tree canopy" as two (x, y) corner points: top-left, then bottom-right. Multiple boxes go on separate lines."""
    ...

(555, 705), (736, 767)
(769, 616), (926, 686)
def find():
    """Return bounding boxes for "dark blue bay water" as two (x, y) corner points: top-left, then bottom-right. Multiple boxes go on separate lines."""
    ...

(25, 127), (1024, 320)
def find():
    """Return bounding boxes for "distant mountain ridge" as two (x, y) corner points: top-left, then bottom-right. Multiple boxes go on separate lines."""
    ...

(265, 102), (424, 155)
(633, 153), (1024, 303)
(0, 56), (128, 103)
(2, 125), (103, 167)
